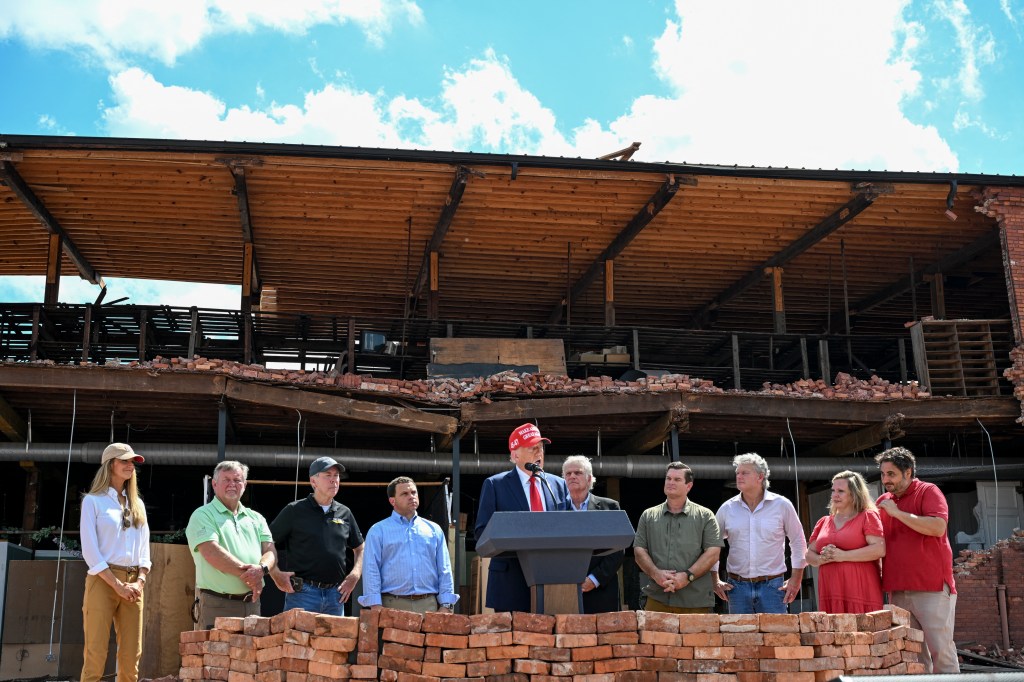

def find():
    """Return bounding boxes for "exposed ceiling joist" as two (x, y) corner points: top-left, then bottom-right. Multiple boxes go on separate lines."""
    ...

(828, 229), (1000, 330)
(608, 407), (688, 456)
(0, 393), (27, 441)
(410, 166), (471, 306)
(547, 174), (690, 324)
(223, 381), (457, 434)
(0, 160), (102, 285)
(691, 190), (879, 327)
(805, 413), (906, 457)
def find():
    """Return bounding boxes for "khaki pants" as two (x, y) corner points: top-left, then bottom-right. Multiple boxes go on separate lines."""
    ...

(81, 570), (143, 682)
(381, 593), (439, 615)
(889, 587), (959, 674)
(193, 590), (260, 630)
(644, 597), (712, 614)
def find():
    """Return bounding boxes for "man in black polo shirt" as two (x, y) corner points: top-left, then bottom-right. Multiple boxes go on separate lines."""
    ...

(269, 456), (364, 615)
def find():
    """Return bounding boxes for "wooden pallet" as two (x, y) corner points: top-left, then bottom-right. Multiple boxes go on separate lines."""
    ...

(910, 319), (1011, 397)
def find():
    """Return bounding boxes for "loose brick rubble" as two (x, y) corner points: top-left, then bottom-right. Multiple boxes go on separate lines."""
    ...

(1002, 345), (1024, 423)
(760, 372), (930, 400)
(181, 606), (926, 682)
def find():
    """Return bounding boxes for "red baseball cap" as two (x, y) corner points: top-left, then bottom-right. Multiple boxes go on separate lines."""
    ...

(508, 423), (551, 451)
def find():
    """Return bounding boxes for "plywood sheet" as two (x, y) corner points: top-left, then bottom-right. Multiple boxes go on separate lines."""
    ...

(431, 338), (566, 375)
(140, 543), (196, 678)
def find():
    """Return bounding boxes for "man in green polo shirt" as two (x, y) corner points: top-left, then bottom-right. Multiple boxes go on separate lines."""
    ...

(186, 460), (277, 629)
(634, 462), (723, 613)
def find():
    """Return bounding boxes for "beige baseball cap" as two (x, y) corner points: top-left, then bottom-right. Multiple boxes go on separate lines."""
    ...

(101, 443), (145, 464)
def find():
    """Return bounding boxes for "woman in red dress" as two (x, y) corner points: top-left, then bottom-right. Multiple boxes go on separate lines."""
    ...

(805, 470), (885, 613)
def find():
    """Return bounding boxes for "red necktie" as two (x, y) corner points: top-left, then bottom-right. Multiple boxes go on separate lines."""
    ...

(529, 477), (543, 511)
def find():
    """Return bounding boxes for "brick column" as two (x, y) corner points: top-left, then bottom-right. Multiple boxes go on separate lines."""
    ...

(977, 187), (1024, 343)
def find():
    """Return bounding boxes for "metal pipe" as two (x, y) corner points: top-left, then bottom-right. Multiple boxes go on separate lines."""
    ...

(4, 443), (1024, 480)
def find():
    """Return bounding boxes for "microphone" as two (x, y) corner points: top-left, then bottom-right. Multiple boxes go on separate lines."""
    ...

(525, 462), (562, 510)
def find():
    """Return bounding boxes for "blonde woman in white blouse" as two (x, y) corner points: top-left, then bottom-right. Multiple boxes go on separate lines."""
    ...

(80, 443), (151, 682)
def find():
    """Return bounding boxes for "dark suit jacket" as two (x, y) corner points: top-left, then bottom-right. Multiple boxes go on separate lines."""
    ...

(475, 468), (569, 612)
(577, 494), (625, 614)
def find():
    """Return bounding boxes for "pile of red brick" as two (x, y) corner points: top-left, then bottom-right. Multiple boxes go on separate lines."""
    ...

(761, 372), (930, 400)
(178, 610), (375, 682)
(181, 606), (926, 682)
(1002, 345), (1024, 423)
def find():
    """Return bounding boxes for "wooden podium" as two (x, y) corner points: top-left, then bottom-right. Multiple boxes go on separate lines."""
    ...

(475, 510), (635, 614)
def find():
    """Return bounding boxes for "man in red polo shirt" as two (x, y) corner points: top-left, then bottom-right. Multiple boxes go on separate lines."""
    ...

(875, 447), (959, 674)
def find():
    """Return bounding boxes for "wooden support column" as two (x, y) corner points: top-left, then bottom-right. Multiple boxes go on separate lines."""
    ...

(347, 317), (356, 374)
(604, 259), (616, 326)
(768, 267), (786, 334)
(928, 273), (946, 320)
(20, 462), (39, 548)
(428, 251), (440, 319)
(452, 432), (461, 610)
(138, 309), (148, 361)
(188, 307), (199, 359)
(800, 337), (810, 379)
(819, 339), (831, 382)
(732, 334), (742, 390)
(241, 244), (254, 364)
(82, 303), (93, 363)
(44, 234), (62, 305)
(30, 305), (40, 361)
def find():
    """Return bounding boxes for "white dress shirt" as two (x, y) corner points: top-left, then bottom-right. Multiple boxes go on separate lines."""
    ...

(715, 489), (807, 578)
(80, 487), (152, 575)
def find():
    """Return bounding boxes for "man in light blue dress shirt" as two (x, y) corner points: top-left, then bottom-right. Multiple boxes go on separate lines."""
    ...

(358, 476), (459, 614)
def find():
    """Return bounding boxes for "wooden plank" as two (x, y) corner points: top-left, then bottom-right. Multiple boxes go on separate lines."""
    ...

(608, 408), (688, 457)
(431, 338), (566, 375)
(140, 543), (195, 677)
(604, 259), (615, 326)
(0, 364), (227, 395)
(44, 233), (62, 305)
(411, 166), (470, 302)
(223, 380), (457, 434)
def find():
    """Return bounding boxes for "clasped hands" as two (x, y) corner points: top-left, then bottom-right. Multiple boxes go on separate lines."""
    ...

(817, 544), (846, 564)
(117, 579), (144, 603)
(654, 569), (688, 593)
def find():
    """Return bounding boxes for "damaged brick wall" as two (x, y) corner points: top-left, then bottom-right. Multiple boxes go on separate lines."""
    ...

(954, 529), (1024, 648)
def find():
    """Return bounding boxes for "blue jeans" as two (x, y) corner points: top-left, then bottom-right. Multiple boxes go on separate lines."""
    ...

(284, 583), (345, 616)
(726, 575), (787, 614)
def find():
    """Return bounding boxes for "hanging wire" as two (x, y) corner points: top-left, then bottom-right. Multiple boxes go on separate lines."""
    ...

(293, 409), (303, 501)
(976, 419), (1014, 531)
(47, 389), (77, 662)
(785, 417), (803, 612)
(25, 409), (31, 454)
(596, 427), (602, 457)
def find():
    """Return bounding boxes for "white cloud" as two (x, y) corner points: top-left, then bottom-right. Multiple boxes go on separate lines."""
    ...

(0, 0), (422, 67)
(90, 3), (964, 171)
(584, 1), (958, 171)
(933, 0), (996, 101)
(952, 107), (1008, 139)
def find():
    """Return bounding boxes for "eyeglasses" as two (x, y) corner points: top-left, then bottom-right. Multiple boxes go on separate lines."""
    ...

(121, 506), (132, 530)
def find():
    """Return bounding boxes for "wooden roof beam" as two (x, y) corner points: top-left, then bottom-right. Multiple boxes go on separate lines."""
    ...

(548, 174), (691, 325)
(607, 407), (688, 456)
(227, 163), (262, 294)
(691, 190), (879, 328)
(0, 392), (27, 441)
(410, 166), (472, 306)
(805, 413), (906, 457)
(825, 228), (999, 331)
(224, 381), (456, 435)
(0, 160), (102, 285)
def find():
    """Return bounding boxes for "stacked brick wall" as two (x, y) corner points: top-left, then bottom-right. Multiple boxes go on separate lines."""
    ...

(1003, 346), (1024, 423)
(181, 606), (925, 682)
(977, 186), (1024, 344)
(953, 529), (1024, 648)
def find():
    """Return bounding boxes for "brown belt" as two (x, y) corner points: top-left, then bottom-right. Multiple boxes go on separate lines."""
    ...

(199, 588), (254, 602)
(109, 564), (140, 581)
(383, 593), (437, 601)
(728, 572), (784, 583)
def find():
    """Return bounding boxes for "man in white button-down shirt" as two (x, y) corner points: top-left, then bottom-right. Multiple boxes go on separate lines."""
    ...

(713, 453), (807, 613)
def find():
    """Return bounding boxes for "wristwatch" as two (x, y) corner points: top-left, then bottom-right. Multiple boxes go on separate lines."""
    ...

(260, 563), (269, 576)
(439, 604), (454, 611)
(685, 570), (696, 584)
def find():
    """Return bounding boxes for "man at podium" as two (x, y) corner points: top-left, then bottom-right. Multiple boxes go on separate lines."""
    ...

(475, 423), (569, 612)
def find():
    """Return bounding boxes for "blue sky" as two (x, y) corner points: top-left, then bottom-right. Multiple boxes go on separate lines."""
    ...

(2, 0), (1023, 308)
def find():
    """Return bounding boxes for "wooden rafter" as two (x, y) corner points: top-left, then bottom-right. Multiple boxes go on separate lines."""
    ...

(228, 163), (262, 295)
(827, 229), (1000, 331)
(547, 174), (690, 324)
(0, 392), (27, 441)
(410, 166), (471, 306)
(805, 413), (906, 457)
(608, 407), (688, 456)
(691, 191), (879, 327)
(0, 160), (101, 284)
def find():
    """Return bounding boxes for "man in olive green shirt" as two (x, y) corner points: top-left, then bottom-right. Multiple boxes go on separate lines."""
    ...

(634, 462), (723, 613)
(186, 461), (276, 629)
